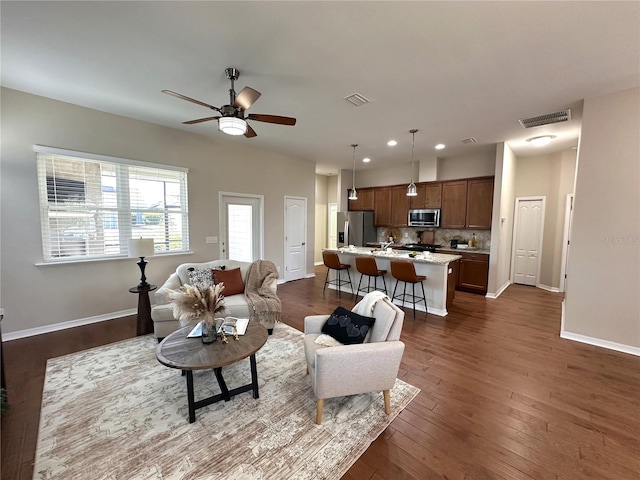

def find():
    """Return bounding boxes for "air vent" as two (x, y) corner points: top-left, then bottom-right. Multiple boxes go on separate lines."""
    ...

(344, 93), (371, 107)
(518, 109), (571, 128)
(461, 137), (477, 144)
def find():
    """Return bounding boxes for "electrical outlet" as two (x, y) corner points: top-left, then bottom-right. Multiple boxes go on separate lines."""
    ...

(404, 232), (409, 238)
(277, 266), (281, 273)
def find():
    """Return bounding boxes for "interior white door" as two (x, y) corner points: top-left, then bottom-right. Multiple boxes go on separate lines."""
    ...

(284, 196), (306, 282)
(513, 198), (544, 286)
(219, 193), (263, 261)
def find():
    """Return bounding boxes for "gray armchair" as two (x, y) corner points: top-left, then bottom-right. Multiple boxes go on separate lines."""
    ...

(303, 292), (405, 424)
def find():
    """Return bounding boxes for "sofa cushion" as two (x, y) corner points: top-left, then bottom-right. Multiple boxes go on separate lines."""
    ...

(321, 306), (375, 345)
(213, 267), (245, 296)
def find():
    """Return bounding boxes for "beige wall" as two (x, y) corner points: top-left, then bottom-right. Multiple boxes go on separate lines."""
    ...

(564, 87), (639, 351)
(514, 149), (577, 288)
(0, 88), (316, 335)
(314, 174), (329, 264)
(437, 145), (497, 180)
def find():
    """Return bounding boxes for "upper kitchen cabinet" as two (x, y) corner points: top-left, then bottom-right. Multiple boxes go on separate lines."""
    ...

(348, 187), (374, 211)
(374, 188), (392, 226)
(466, 177), (494, 229)
(441, 180), (468, 228)
(411, 182), (442, 209)
(441, 177), (494, 229)
(391, 186), (411, 226)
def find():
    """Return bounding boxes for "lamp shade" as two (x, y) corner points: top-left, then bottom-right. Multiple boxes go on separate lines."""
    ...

(128, 238), (154, 258)
(219, 117), (247, 136)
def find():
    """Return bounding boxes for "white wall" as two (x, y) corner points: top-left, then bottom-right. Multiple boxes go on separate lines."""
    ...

(563, 87), (640, 351)
(314, 174), (329, 264)
(0, 88), (316, 336)
(437, 145), (497, 180)
(487, 143), (516, 297)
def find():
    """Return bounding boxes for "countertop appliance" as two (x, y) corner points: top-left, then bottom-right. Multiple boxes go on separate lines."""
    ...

(337, 211), (376, 247)
(399, 243), (442, 253)
(408, 208), (440, 227)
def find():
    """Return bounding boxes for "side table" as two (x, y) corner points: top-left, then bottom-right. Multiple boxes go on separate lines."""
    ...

(129, 285), (157, 336)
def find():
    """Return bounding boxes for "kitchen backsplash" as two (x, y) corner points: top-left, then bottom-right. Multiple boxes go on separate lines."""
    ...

(377, 227), (491, 249)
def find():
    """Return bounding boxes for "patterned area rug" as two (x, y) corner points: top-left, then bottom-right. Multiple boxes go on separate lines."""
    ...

(34, 323), (419, 480)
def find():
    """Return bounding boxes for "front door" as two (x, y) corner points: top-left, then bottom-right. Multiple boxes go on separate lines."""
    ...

(219, 193), (263, 262)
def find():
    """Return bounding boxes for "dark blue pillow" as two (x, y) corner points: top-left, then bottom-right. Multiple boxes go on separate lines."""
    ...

(321, 306), (376, 345)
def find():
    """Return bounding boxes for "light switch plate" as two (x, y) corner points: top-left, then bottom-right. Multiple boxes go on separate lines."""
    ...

(205, 236), (218, 244)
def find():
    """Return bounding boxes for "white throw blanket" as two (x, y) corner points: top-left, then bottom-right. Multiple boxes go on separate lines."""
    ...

(352, 290), (390, 317)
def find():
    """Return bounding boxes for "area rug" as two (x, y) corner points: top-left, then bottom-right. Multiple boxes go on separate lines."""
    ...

(34, 323), (419, 480)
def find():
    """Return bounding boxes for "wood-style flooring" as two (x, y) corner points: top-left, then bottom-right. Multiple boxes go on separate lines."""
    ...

(2, 266), (639, 480)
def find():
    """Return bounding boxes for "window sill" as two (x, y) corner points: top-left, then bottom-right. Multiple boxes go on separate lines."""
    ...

(35, 251), (194, 267)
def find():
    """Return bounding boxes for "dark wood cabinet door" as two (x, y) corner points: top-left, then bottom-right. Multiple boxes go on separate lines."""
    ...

(466, 178), (494, 229)
(411, 182), (442, 209)
(441, 180), (467, 228)
(374, 188), (392, 226)
(391, 186), (410, 226)
(457, 253), (489, 293)
(348, 188), (374, 211)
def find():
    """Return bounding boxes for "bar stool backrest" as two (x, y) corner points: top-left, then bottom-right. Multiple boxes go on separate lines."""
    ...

(355, 256), (380, 276)
(322, 251), (343, 270)
(390, 260), (419, 283)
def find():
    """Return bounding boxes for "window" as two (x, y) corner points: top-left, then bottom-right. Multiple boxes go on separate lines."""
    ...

(35, 146), (189, 261)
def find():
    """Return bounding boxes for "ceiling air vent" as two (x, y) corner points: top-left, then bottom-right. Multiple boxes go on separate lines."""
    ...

(518, 109), (571, 128)
(461, 137), (477, 144)
(344, 93), (371, 107)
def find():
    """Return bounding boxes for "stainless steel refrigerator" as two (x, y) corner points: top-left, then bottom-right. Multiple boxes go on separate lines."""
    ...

(337, 211), (377, 247)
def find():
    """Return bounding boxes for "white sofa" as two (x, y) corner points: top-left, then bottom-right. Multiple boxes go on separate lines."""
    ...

(151, 259), (277, 339)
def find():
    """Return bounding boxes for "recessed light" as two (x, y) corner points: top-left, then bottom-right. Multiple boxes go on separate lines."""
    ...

(435, 144), (445, 150)
(387, 140), (397, 146)
(362, 157), (371, 163)
(527, 135), (555, 147)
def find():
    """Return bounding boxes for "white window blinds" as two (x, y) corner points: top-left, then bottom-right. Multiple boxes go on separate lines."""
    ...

(35, 146), (189, 261)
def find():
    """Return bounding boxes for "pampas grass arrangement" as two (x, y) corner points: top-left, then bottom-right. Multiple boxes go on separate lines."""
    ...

(169, 282), (226, 327)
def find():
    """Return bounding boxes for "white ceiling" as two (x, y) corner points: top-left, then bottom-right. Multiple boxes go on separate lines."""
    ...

(2, 1), (639, 175)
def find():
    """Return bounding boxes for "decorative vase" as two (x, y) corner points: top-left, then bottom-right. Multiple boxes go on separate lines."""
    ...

(201, 319), (217, 344)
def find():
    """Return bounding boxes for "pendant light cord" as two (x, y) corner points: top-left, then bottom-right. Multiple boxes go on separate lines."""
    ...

(349, 143), (358, 200)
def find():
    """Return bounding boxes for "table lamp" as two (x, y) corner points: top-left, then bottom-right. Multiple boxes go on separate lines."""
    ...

(128, 238), (154, 288)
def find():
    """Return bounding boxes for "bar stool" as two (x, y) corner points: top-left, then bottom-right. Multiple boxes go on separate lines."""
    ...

(390, 259), (427, 319)
(322, 251), (353, 298)
(355, 256), (387, 299)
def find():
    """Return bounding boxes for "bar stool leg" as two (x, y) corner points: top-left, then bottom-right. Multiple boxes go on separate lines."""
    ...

(421, 281), (427, 316)
(412, 282), (417, 319)
(323, 268), (330, 295)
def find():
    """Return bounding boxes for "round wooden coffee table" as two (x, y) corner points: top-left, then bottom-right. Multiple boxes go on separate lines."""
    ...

(156, 322), (268, 423)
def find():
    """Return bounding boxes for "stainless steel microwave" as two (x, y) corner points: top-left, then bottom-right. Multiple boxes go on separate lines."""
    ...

(408, 208), (440, 227)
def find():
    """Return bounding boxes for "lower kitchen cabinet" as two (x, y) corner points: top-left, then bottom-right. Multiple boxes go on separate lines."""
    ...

(456, 252), (489, 294)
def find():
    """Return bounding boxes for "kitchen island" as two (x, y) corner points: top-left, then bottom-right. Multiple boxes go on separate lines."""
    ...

(324, 247), (461, 316)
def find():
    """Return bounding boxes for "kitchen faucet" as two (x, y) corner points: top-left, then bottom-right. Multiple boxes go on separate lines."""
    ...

(380, 240), (394, 250)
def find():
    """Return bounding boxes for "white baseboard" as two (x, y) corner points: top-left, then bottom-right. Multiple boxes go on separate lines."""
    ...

(560, 329), (640, 357)
(486, 280), (511, 299)
(2, 308), (136, 342)
(305, 273), (316, 278)
(314, 261), (324, 266)
(538, 284), (560, 293)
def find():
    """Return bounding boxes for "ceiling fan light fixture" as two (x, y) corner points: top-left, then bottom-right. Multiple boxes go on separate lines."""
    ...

(219, 117), (247, 136)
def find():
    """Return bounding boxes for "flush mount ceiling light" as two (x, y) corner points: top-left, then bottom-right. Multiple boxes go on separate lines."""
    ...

(387, 140), (397, 146)
(435, 143), (446, 150)
(527, 135), (555, 147)
(218, 117), (247, 136)
(348, 143), (358, 200)
(406, 129), (418, 197)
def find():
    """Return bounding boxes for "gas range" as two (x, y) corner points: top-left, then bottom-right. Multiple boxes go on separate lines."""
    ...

(399, 243), (442, 253)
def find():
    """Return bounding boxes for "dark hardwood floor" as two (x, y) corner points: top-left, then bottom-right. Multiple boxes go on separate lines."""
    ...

(2, 266), (639, 480)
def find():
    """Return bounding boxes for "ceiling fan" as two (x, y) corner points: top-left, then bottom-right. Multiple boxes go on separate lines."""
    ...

(162, 67), (296, 138)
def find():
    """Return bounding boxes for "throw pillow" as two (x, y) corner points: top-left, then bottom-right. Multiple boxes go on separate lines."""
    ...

(187, 268), (214, 290)
(213, 267), (244, 296)
(314, 334), (345, 347)
(321, 306), (376, 345)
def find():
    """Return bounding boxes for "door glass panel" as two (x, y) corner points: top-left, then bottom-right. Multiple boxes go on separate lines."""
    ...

(227, 204), (253, 262)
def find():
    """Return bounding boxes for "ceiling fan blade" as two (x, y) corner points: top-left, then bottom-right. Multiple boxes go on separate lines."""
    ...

(182, 116), (220, 125)
(247, 113), (296, 126)
(162, 90), (220, 111)
(233, 87), (261, 110)
(244, 124), (257, 138)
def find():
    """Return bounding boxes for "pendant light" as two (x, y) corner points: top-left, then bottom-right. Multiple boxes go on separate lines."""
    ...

(348, 143), (358, 200)
(406, 129), (418, 196)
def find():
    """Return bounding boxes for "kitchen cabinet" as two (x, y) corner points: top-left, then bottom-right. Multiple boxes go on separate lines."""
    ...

(466, 178), (494, 229)
(348, 187), (374, 211)
(456, 251), (489, 294)
(390, 186), (410, 226)
(441, 180), (468, 228)
(411, 182), (442, 209)
(374, 188), (392, 226)
(441, 177), (494, 229)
